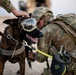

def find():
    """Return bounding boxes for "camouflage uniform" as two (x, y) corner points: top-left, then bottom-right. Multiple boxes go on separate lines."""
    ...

(32, 7), (76, 75)
(0, 0), (15, 13)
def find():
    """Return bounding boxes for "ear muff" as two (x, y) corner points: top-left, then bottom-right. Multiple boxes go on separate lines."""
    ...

(50, 53), (71, 75)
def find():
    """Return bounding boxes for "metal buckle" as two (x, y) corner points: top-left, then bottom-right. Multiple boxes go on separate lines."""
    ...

(7, 34), (19, 45)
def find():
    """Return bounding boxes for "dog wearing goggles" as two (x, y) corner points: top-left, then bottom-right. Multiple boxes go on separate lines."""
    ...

(0, 17), (43, 75)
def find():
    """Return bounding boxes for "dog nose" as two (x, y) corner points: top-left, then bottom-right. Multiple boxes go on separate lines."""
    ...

(39, 33), (43, 37)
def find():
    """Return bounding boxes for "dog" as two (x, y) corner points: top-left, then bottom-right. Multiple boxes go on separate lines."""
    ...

(0, 17), (43, 75)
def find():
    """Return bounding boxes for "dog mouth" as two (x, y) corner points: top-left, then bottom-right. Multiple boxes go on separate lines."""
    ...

(26, 34), (38, 43)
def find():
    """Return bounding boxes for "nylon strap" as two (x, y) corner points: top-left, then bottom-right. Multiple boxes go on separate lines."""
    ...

(36, 49), (52, 58)
(0, 45), (25, 56)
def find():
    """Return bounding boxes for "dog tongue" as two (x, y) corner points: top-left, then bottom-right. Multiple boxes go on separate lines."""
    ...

(30, 37), (38, 43)
(26, 34), (38, 43)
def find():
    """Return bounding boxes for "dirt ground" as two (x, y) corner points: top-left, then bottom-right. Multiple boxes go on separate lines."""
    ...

(0, 16), (52, 75)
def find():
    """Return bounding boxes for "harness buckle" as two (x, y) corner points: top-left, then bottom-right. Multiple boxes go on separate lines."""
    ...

(7, 34), (19, 45)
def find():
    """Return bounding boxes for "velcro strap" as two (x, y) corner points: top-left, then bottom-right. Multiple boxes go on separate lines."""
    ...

(0, 45), (25, 56)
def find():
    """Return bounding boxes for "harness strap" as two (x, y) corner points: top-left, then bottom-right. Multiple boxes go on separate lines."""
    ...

(36, 49), (52, 58)
(0, 31), (8, 39)
(52, 21), (76, 38)
(0, 31), (18, 46)
(0, 45), (25, 56)
(52, 21), (76, 52)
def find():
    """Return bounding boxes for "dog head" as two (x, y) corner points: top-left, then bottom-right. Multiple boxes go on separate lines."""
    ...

(3, 17), (43, 44)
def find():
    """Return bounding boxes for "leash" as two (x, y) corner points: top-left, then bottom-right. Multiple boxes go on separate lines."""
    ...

(36, 49), (52, 58)
(23, 40), (52, 58)
(24, 41), (71, 75)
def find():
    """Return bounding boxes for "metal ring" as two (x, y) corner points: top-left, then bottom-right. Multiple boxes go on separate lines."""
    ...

(7, 34), (11, 39)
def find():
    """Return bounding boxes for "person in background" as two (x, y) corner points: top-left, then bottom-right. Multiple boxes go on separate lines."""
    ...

(26, 0), (51, 13)
(0, 0), (29, 17)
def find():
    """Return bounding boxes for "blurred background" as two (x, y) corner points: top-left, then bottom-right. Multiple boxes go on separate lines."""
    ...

(0, 0), (76, 75)
(0, 0), (76, 16)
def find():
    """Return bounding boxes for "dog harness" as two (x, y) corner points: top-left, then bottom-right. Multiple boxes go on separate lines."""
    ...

(0, 45), (25, 56)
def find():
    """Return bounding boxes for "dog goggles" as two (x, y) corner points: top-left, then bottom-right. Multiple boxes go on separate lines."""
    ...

(21, 18), (37, 32)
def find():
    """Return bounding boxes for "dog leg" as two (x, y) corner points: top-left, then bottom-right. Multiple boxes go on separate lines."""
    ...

(19, 60), (25, 75)
(0, 62), (4, 75)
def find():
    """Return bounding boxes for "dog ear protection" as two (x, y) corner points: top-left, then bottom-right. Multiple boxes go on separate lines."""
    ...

(50, 52), (71, 75)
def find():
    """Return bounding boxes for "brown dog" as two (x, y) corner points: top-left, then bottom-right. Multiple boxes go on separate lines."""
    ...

(0, 17), (43, 75)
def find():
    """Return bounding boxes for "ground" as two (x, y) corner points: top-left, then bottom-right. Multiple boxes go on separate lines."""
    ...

(0, 16), (52, 75)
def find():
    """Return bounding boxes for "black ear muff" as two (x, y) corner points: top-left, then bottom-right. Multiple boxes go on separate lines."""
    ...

(50, 53), (71, 75)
